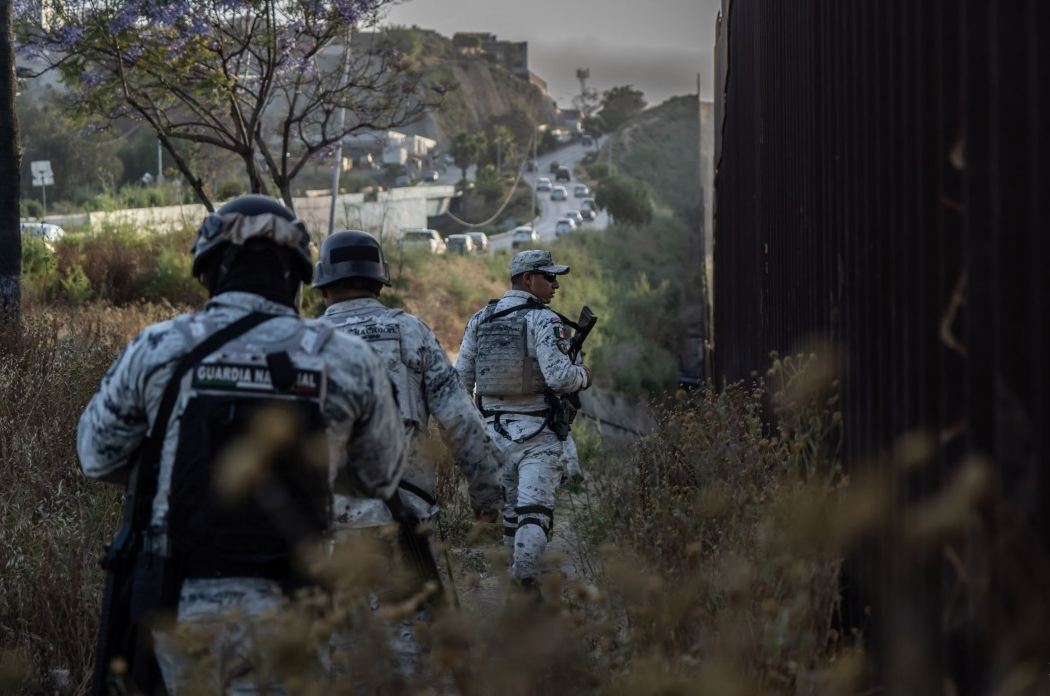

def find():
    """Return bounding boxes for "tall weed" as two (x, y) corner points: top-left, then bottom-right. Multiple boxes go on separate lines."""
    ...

(0, 302), (176, 693)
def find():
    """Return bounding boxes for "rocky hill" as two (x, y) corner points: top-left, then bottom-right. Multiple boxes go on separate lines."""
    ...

(395, 30), (559, 146)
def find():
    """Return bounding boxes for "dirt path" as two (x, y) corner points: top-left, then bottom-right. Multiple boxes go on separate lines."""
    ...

(445, 486), (592, 614)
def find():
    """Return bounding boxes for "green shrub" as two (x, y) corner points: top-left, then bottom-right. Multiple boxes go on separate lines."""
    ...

(20, 238), (59, 300)
(143, 246), (207, 306)
(60, 264), (94, 306)
(215, 179), (245, 200)
(19, 199), (43, 219)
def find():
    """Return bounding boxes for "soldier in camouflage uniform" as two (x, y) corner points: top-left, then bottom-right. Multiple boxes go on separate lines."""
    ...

(456, 250), (592, 592)
(313, 230), (504, 673)
(78, 196), (407, 695)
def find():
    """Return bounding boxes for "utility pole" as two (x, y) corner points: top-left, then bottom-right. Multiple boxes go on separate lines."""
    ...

(531, 125), (538, 224)
(328, 30), (352, 237)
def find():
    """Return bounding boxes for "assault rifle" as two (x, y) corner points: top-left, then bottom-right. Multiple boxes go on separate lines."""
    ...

(384, 492), (447, 609)
(92, 461), (164, 696)
(547, 306), (599, 440)
(92, 312), (275, 696)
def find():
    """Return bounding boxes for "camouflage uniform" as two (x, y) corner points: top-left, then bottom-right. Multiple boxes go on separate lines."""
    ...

(323, 297), (504, 675)
(323, 297), (503, 527)
(456, 251), (590, 584)
(78, 291), (407, 694)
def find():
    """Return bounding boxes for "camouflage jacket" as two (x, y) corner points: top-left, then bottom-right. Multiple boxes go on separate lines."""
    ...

(77, 291), (407, 528)
(456, 290), (590, 413)
(324, 297), (503, 526)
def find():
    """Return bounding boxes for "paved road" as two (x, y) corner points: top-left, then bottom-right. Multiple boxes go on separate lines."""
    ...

(489, 139), (610, 253)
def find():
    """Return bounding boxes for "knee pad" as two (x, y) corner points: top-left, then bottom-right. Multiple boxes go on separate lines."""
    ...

(514, 504), (554, 540)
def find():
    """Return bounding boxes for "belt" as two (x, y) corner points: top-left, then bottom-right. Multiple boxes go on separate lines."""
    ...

(398, 480), (437, 508)
(483, 410), (550, 443)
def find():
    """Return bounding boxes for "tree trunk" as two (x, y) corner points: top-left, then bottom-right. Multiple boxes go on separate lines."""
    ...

(0, 0), (22, 324)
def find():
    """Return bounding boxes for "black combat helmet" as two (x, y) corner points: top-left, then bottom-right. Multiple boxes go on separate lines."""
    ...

(191, 194), (313, 284)
(312, 230), (391, 288)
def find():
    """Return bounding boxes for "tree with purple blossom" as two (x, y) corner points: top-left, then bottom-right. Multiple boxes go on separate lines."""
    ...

(14, 0), (444, 211)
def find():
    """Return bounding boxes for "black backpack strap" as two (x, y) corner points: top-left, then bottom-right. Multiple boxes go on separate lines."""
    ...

(133, 312), (278, 515)
(480, 298), (547, 324)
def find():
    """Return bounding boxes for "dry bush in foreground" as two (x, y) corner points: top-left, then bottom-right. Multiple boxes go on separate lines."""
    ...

(0, 297), (855, 696)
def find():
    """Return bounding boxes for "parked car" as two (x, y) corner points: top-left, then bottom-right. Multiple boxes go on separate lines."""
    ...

(535, 176), (552, 192)
(466, 231), (489, 252)
(574, 184), (590, 198)
(399, 228), (447, 254)
(555, 167), (572, 182)
(20, 221), (65, 247)
(555, 219), (577, 236)
(579, 198), (597, 220)
(564, 210), (584, 226)
(422, 170), (439, 182)
(525, 159), (539, 172)
(549, 160), (561, 174)
(446, 233), (475, 255)
(550, 185), (568, 201)
(511, 226), (540, 249)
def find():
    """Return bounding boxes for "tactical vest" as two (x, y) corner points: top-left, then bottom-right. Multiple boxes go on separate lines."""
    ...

(328, 306), (427, 427)
(166, 316), (334, 573)
(475, 302), (547, 397)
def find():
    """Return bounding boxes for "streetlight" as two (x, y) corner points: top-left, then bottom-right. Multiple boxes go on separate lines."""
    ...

(328, 30), (352, 237)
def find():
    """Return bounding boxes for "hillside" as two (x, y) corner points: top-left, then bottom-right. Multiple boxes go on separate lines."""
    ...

(599, 95), (703, 217)
(393, 30), (558, 145)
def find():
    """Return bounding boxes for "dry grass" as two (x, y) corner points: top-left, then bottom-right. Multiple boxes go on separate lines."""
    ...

(0, 298), (187, 695)
(0, 301), (855, 695)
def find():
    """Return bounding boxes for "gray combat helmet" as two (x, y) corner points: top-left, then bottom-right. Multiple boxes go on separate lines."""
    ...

(191, 194), (313, 283)
(313, 230), (391, 288)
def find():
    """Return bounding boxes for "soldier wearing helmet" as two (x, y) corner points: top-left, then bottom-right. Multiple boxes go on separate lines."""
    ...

(314, 229), (504, 675)
(77, 196), (407, 695)
(456, 250), (592, 596)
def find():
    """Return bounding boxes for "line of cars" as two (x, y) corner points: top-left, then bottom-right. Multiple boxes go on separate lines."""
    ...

(398, 227), (490, 255)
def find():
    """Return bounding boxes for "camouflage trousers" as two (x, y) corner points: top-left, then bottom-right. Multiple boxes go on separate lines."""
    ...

(488, 414), (562, 582)
(327, 525), (437, 684)
(153, 577), (328, 695)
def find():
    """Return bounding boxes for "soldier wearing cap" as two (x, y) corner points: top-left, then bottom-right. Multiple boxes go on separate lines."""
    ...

(456, 250), (592, 593)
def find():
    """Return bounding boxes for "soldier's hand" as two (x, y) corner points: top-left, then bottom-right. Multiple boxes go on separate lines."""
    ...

(473, 508), (499, 523)
(581, 365), (593, 390)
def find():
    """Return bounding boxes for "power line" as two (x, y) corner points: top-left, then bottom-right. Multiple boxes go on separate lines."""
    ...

(443, 130), (538, 229)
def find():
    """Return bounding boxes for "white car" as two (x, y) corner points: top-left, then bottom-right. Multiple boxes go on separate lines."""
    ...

(399, 228), (447, 254)
(511, 226), (540, 249)
(554, 219), (577, 236)
(20, 221), (65, 247)
(466, 231), (489, 252)
(564, 210), (584, 227)
(550, 186), (568, 201)
(535, 177), (552, 192)
(579, 198), (597, 220)
(446, 234), (475, 255)
(573, 184), (590, 198)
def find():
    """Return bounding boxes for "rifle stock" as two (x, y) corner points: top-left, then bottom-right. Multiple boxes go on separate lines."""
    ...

(384, 493), (446, 609)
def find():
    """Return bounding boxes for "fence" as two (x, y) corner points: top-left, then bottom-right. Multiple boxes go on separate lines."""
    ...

(713, 1), (1048, 692)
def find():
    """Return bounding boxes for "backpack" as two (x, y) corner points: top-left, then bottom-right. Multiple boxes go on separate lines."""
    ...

(166, 317), (332, 575)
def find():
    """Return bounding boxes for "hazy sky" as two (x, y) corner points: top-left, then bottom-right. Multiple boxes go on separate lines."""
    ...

(382, 0), (722, 108)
